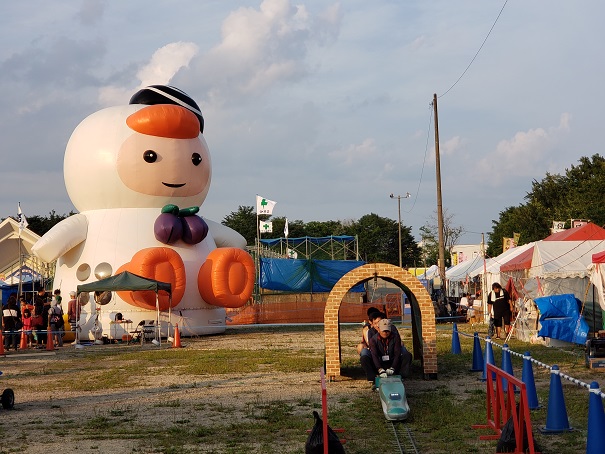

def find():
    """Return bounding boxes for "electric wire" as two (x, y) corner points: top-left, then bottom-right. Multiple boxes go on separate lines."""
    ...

(439, 0), (509, 98)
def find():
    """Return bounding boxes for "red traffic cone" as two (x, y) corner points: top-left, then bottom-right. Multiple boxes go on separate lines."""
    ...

(46, 325), (55, 351)
(20, 330), (28, 350)
(172, 324), (182, 348)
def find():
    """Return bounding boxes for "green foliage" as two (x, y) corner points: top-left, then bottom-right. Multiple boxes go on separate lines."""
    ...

(419, 209), (464, 267)
(20, 210), (74, 236)
(488, 154), (605, 254)
(222, 205), (258, 245)
(221, 207), (421, 266)
(346, 213), (420, 266)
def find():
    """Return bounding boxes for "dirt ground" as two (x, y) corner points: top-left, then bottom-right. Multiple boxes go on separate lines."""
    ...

(0, 326), (382, 453)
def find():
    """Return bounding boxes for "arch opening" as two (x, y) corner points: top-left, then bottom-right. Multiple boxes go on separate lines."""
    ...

(324, 263), (437, 380)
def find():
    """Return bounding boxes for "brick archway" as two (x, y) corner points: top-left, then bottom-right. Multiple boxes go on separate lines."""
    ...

(324, 263), (437, 379)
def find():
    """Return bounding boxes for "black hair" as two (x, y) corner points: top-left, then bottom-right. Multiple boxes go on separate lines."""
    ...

(366, 306), (380, 318)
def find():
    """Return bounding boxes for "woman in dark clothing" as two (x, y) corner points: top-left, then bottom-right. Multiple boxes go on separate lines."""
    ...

(487, 282), (512, 339)
(2, 297), (21, 350)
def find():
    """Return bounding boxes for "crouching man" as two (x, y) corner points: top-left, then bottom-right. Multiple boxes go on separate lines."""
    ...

(360, 318), (412, 389)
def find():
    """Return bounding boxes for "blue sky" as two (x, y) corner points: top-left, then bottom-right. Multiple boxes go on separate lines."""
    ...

(1, 0), (603, 244)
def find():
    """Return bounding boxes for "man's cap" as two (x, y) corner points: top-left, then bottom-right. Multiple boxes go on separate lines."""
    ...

(378, 318), (392, 332)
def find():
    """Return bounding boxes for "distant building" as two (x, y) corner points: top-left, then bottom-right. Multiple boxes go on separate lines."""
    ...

(450, 244), (482, 266)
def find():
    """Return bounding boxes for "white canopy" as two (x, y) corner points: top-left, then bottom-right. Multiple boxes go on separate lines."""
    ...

(588, 249), (605, 311)
(528, 240), (605, 279)
(445, 255), (483, 282)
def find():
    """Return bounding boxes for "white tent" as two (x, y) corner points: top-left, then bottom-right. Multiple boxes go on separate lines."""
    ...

(445, 254), (483, 282)
(470, 242), (536, 291)
(418, 264), (439, 281)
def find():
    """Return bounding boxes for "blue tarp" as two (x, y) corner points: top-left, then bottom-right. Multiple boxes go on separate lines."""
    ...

(535, 294), (589, 345)
(260, 258), (366, 292)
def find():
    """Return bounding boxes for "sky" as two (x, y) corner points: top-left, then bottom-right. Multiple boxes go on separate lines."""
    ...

(1, 0), (603, 245)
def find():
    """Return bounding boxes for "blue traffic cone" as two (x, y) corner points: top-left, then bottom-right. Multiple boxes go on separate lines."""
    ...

(521, 352), (540, 410)
(540, 365), (572, 433)
(501, 344), (514, 392)
(451, 323), (461, 354)
(587, 381), (605, 454)
(470, 332), (484, 372)
(481, 336), (495, 382)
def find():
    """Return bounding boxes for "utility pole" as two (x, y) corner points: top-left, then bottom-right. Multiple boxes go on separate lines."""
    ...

(390, 192), (411, 268)
(433, 93), (447, 301)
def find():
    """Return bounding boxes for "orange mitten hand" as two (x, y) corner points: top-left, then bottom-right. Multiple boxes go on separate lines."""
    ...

(198, 248), (254, 308)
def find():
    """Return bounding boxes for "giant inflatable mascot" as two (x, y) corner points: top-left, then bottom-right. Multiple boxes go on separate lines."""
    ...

(32, 85), (255, 339)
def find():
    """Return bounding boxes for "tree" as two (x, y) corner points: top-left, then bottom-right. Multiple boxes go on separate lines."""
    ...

(419, 209), (464, 267)
(222, 206), (257, 245)
(488, 154), (605, 252)
(19, 210), (73, 236)
(346, 213), (420, 266)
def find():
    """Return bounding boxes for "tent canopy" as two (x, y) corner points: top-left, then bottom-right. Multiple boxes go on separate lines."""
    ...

(77, 271), (171, 295)
(500, 223), (605, 273)
(545, 222), (605, 241)
(593, 250), (605, 264)
(528, 240), (605, 279)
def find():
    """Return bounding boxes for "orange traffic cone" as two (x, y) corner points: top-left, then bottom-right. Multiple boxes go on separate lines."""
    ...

(20, 330), (27, 350)
(172, 324), (182, 348)
(46, 325), (55, 351)
(0, 331), (5, 355)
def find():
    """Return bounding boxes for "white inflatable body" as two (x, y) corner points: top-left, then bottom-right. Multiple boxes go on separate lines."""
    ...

(33, 88), (252, 340)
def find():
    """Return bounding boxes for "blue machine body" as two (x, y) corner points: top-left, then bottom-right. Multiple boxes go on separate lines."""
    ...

(375, 375), (410, 421)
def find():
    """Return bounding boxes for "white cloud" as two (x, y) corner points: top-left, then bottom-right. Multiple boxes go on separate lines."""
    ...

(185, 0), (341, 100)
(137, 42), (199, 88)
(98, 42), (198, 106)
(329, 138), (378, 166)
(475, 113), (572, 185)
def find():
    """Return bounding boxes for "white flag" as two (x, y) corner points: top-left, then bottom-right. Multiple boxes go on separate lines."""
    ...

(284, 218), (289, 238)
(256, 195), (276, 215)
(17, 203), (28, 231)
(259, 220), (273, 233)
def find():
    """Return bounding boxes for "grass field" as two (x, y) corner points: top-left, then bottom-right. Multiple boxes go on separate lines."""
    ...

(0, 322), (601, 453)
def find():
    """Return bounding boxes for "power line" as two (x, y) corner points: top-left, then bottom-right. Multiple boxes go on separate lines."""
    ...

(439, 0), (509, 99)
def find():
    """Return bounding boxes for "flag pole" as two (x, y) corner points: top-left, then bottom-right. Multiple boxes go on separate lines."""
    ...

(17, 203), (24, 299)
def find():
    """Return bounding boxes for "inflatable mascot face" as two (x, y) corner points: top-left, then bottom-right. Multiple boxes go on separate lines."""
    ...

(32, 85), (255, 337)
(65, 85), (211, 211)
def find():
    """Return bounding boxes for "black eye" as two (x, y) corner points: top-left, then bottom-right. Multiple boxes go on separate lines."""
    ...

(143, 150), (157, 163)
(192, 153), (202, 166)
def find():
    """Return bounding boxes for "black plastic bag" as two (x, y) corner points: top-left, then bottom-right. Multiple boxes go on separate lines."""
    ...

(488, 317), (495, 337)
(496, 405), (539, 453)
(305, 410), (345, 454)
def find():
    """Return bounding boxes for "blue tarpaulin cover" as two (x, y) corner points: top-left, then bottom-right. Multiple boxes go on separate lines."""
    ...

(535, 293), (589, 344)
(260, 258), (366, 292)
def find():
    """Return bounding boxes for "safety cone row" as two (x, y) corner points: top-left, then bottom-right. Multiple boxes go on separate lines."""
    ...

(480, 336), (495, 382)
(522, 351), (540, 410)
(172, 324), (182, 348)
(587, 381), (605, 453)
(451, 323), (461, 354)
(470, 332), (483, 372)
(540, 365), (572, 433)
(501, 343), (514, 392)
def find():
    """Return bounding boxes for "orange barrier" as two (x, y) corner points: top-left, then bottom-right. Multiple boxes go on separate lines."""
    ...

(472, 363), (540, 453)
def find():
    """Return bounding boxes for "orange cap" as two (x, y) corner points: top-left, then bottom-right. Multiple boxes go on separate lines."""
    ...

(126, 104), (200, 139)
